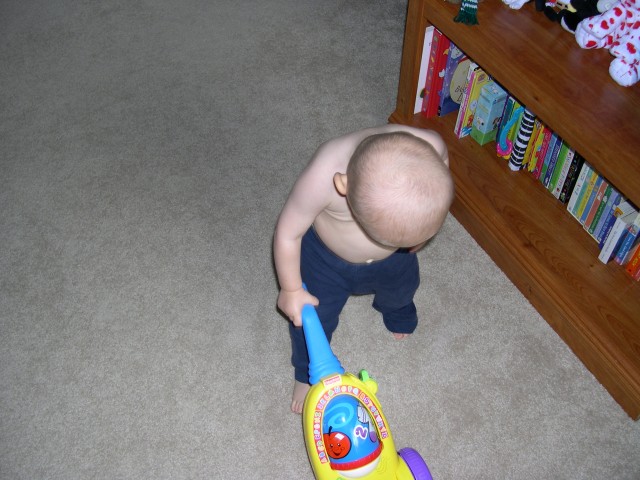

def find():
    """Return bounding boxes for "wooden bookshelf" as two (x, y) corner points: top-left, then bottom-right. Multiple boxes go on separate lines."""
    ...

(390, 0), (640, 419)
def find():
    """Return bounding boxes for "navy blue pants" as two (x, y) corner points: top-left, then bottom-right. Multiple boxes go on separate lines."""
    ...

(291, 227), (420, 383)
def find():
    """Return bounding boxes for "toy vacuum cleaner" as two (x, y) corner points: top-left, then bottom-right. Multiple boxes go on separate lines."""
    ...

(301, 294), (433, 479)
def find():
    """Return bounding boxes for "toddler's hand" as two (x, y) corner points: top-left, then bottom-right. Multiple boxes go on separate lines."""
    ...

(277, 287), (319, 327)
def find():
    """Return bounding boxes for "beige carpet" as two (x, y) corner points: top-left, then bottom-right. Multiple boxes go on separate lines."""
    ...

(1, 1), (639, 479)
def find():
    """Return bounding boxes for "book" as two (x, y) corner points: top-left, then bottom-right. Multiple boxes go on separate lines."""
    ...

(495, 95), (515, 141)
(470, 81), (507, 146)
(614, 216), (640, 265)
(507, 108), (536, 171)
(567, 162), (592, 217)
(524, 118), (544, 172)
(437, 42), (471, 117)
(580, 176), (604, 226)
(616, 233), (640, 266)
(558, 152), (585, 204)
(598, 199), (636, 250)
(598, 205), (639, 263)
(421, 27), (441, 111)
(542, 136), (563, 188)
(414, 26), (436, 114)
(592, 188), (621, 243)
(421, 28), (443, 115)
(531, 126), (553, 180)
(625, 243), (640, 280)
(573, 170), (599, 223)
(538, 133), (559, 183)
(495, 95), (523, 159)
(551, 146), (574, 198)
(586, 183), (612, 238)
(453, 61), (479, 138)
(583, 178), (609, 232)
(547, 142), (571, 195)
(454, 65), (490, 138)
(421, 29), (451, 118)
(612, 229), (632, 264)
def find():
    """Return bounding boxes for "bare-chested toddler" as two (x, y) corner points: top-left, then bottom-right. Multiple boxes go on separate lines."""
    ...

(273, 125), (454, 414)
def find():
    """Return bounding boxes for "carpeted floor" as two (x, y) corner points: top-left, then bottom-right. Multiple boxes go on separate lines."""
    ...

(1, 1), (639, 479)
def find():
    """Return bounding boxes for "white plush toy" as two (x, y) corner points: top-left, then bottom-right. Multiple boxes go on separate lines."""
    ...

(502, 0), (531, 8)
(574, 0), (640, 86)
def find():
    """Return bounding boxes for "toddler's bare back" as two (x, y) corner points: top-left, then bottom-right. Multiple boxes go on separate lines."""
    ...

(301, 125), (448, 264)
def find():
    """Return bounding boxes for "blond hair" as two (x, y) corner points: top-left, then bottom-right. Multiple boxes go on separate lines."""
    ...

(346, 132), (454, 247)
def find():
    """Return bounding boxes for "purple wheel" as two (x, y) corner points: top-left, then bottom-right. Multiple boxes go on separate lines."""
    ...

(398, 448), (433, 480)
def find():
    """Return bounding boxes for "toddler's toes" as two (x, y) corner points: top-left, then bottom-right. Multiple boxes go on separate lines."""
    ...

(392, 332), (410, 340)
(291, 381), (310, 414)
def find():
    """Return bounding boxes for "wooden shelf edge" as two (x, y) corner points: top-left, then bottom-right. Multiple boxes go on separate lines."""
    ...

(451, 184), (640, 420)
(390, 112), (640, 419)
(390, 0), (640, 419)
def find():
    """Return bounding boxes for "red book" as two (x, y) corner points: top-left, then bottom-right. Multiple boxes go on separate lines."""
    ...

(421, 29), (450, 118)
(625, 243), (640, 280)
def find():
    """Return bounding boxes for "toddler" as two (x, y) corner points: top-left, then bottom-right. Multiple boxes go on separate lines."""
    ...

(273, 125), (454, 413)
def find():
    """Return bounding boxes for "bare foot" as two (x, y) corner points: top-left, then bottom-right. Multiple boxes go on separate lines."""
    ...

(393, 332), (410, 340)
(291, 380), (310, 414)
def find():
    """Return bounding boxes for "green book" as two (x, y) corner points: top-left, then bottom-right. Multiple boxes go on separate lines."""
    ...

(547, 142), (570, 194)
(588, 184), (613, 236)
(574, 170), (599, 221)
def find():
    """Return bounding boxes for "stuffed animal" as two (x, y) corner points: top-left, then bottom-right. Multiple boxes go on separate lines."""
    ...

(575, 0), (640, 86)
(502, 0), (530, 8)
(502, 0), (545, 10)
(544, 0), (602, 32)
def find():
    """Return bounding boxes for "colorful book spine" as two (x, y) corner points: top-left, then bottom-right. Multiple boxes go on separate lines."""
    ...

(421, 29), (443, 115)
(614, 217), (640, 265)
(583, 179), (609, 232)
(587, 184), (612, 238)
(455, 65), (490, 139)
(508, 108), (536, 171)
(453, 62), (480, 138)
(558, 152), (584, 204)
(598, 205), (638, 263)
(580, 176), (604, 226)
(422, 30), (451, 118)
(592, 189), (621, 243)
(574, 170), (599, 223)
(437, 41), (470, 117)
(414, 26), (436, 114)
(542, 137), (563, 188)
(551, 147), (574, 198)
(598, 200), (635, 250)
(532, 127), (553, 180)
(496, 99), (525, 160)
(567, 162), (592, 218)
(625, 244), (640, 280)
(538, 133), (559, 183)
(547, 143), (570, 195)
(524, 118), (544, 172)
(469, 81), (507, 146)
(495, 95), (515, 141)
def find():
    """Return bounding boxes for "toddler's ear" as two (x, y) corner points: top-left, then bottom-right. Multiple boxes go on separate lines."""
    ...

(333, 173), (348, 196)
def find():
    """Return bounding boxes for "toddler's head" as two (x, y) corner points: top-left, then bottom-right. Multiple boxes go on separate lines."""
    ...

(346, 132), (454, 248)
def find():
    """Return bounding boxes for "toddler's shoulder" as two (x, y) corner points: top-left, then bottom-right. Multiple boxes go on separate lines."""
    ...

(309, 132), (360, 169)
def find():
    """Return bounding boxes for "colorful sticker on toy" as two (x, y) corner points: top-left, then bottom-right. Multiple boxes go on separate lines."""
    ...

(321, 394), (382, 473)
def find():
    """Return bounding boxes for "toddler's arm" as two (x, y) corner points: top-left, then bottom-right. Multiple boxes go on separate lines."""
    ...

(274, 143), (338, 326)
